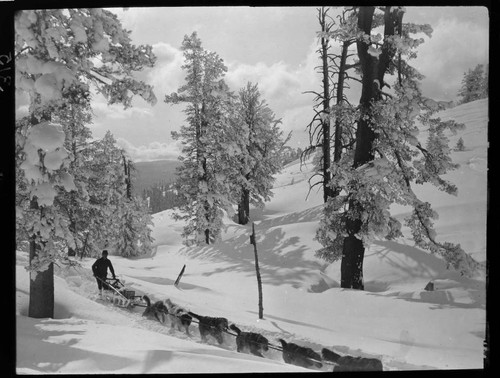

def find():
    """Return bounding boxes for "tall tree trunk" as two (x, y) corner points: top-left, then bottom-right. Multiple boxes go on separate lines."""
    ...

(319, 8), (334, 203)
(28, 11), (55, 318)
(68, 107), (78, 257)
(341, 6), (402, 290)
(331, 40), (352, 199)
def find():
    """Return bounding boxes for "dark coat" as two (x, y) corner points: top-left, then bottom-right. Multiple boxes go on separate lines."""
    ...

(92, 257), (115, 278)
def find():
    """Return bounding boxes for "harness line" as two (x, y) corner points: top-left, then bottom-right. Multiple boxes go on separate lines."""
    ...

(97, 277), (334, 367)
(158, 307), (335, 367)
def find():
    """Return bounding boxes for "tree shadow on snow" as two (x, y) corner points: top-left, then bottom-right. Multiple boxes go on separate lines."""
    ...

(176, 206), (337, 290)
(128, 275), (213, 292)
(185, 226), (326, 289)
(16, 318), (134, 373)
(258, 206), (323, 229)
(246, 311), (332, 333)
(365, 240), (486, 310)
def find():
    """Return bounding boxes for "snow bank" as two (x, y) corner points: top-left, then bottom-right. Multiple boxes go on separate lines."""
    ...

(16, 99), (487, 373)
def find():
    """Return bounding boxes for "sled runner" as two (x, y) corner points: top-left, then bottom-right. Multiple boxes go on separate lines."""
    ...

(96, 276), (146, 308)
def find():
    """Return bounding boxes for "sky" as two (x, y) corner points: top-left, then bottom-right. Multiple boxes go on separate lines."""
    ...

(16, 6), (489, 162)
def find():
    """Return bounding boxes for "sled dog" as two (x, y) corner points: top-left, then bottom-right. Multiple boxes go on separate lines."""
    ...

(229, 324), (269, 357)
(142, 295), (168, 324)
(164, 298), (192, 335)
(188, 311), (229, 345)
(278, 339), (323, 369)
(321, 348), (383, 371)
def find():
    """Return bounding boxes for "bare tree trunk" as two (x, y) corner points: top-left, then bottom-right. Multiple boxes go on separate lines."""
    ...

(319, 8), (334, 203)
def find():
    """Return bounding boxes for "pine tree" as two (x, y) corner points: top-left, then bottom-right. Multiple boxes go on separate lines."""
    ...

(303, 7), (359, 202)
(51, 84), (94, 258)
(142, 180), (185, 214)
(455, 137), (465, 151)
(303, 7), (335, 202)
(165, 32), (236, 244)
(234, 82), (287, 225)
(315, 6), (480, 289)
(458, 64), (487, 104)
(481, 65), (488, 98)
(114, 155), (154, 257)
(15, 8), (157, 318)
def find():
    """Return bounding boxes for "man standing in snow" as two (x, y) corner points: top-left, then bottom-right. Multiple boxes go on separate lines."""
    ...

(92, 250), (116, 296)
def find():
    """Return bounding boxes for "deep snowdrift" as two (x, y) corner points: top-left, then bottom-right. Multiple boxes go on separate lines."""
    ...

(16, 99), (487, 373)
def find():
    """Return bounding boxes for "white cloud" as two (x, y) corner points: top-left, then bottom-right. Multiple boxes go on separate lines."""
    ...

(225, 38), (321, 117)
(92, 99), (154, 120)
(146, 42), (185, 99)
(117, 138), (181, 162)
(412, 17), (489, 101)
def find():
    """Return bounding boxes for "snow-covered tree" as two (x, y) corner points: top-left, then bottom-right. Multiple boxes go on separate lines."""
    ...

(142, 181), (186, 213)
(315, 6), (481, 290)
(455, 137), (466, 151)
(15, 8), (157, 318)
(458, 64), (488, 104)
(50, 83), (94, 258)
(114, 155), (154, 257)
(165, 32), (237, 245)
(234, 82), (287, 225)
(481, 65), (488, 99)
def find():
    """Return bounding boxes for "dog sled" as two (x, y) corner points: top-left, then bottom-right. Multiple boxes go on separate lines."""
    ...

(96, 276), (146, 308)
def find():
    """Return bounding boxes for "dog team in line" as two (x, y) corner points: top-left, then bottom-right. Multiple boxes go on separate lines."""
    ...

(141, 295), (383, 371)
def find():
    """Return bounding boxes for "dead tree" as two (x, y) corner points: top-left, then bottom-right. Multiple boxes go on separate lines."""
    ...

(303, 7), (359, 201)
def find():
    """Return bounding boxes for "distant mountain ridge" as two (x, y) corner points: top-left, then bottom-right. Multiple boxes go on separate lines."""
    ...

(132, 159), (181, 195)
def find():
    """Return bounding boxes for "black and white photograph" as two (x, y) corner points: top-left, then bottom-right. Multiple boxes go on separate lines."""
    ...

(10, 3), (489, 373)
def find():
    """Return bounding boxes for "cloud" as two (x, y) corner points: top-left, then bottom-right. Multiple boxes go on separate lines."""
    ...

(225, 39), (321, 118)
(146, 42), (185, 99)
(116, 138), (182, 162)
(411, 14), (489, 101)
(92, 99), (154, 120)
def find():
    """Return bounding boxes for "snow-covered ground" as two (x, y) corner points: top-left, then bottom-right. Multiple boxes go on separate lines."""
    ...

(16, 99), (488, 373)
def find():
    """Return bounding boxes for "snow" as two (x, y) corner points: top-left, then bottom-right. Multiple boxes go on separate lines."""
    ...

(26, 122), (65, 152)
(29, 182), (57, 207)
(16, 99), (487, 373)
